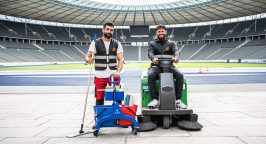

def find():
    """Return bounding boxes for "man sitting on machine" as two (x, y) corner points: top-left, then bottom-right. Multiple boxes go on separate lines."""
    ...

(147, 24), (186, 109)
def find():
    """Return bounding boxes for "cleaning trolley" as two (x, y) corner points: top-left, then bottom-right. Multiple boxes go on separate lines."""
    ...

(93, 75), (139, 137)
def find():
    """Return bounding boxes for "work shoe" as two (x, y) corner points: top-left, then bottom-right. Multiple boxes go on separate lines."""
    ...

(176, 99), (187, 109)
(147, 99), (159, 108)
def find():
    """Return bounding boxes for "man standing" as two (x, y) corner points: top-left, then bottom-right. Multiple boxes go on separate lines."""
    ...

(85, 22), (124, 105)
(147, 24), (186, 109)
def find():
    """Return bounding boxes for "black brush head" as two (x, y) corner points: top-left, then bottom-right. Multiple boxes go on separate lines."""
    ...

(138, 121), (157, 132)
(177, 120), (203, 131)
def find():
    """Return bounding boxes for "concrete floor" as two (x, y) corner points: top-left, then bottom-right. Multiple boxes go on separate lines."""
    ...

(0, 68), (266, 144)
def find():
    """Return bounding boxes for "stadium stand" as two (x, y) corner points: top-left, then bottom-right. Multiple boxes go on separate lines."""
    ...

(123, 46), (139, 61)
(0, 18), (266, 62)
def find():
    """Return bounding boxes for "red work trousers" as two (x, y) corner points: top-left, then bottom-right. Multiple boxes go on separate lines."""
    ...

(94, 77), (120, 100)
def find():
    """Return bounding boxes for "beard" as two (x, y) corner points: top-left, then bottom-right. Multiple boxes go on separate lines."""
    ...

(157, 34), (166, 40)
(104, 33), (113, 39)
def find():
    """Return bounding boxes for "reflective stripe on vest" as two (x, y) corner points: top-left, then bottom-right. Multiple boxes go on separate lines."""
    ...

(108, 63), (117, 67)
(94, 55), (117, 60)
(95, 63), (116, 68)
(95, 63), (107, 67)
(109, 55), (116, 59)
(94, 55), (107, 59)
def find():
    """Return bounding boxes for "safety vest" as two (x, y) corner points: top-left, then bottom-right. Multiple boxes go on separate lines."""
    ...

(94, 38), (118, 70)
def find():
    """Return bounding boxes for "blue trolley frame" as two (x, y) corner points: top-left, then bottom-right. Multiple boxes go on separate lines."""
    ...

(93, 75), (139, 136)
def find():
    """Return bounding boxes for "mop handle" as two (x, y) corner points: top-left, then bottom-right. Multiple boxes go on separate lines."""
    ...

(80, 63), (93, 133)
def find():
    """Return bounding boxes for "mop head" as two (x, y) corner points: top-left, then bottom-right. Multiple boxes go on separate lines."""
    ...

(177, 120), (203, 131)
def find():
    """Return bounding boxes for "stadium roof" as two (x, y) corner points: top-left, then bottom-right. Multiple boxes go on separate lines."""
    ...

(0, 0), (266, 26)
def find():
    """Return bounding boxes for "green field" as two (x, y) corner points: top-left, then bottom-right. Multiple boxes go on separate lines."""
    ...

(0, 62), (266, 70)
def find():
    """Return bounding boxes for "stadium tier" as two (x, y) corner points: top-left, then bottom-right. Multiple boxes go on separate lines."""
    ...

(0, 18), (266, 62)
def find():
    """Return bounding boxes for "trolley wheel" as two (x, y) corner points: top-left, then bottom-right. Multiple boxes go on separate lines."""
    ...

(93, 130), (98, 137)
(163, 116), (170, 129)
(133, 129), (138, 135)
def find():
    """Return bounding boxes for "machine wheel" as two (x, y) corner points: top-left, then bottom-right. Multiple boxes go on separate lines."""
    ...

(163, 116), (170, 129)
(93, 130), (98, 137)
(133, 129), (138, 135)
(170, 115), (173, 125)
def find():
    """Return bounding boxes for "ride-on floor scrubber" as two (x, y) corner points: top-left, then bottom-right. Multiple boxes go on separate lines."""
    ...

(138, 58), (203, 131)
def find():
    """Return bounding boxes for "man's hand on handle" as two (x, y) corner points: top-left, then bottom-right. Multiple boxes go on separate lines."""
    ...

(172, 57), (179, 63)
(152, 57), (159, 64)
(113, 71), (120, 78)
(85, 57), (94, 64)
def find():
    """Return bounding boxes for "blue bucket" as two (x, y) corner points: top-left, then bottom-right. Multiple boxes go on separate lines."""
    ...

(94, 105), (116, 127)
(105, 90), (124, 101)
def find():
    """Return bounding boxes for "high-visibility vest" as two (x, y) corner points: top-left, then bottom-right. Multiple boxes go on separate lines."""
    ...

(94, 38), (118, 70)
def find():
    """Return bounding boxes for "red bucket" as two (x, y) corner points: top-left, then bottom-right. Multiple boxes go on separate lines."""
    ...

(119, 105), (137, 126)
